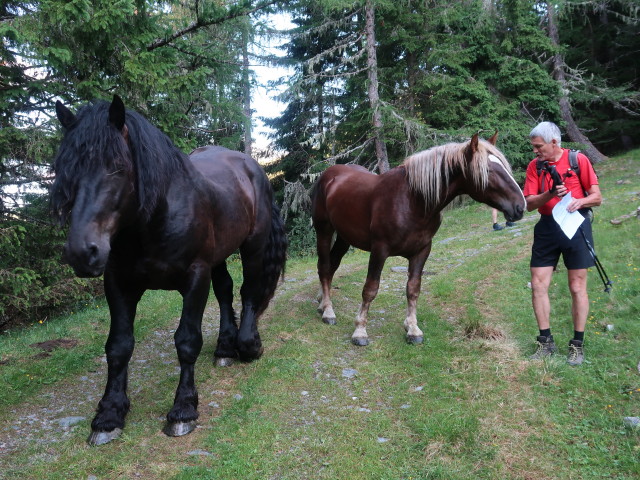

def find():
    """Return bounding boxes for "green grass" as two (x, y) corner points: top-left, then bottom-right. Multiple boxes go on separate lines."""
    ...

(1, 151), (638, 479)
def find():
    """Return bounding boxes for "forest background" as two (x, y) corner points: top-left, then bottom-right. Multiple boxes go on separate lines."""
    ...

(1, 0), (639, 330)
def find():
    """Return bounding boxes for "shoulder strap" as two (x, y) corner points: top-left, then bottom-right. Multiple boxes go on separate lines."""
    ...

(536, 159), (546, 194)
(569, 149), (580, 177)
(569, 149), (591, 197)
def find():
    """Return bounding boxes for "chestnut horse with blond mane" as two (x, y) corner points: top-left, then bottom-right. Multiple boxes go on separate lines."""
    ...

(311, 133), (525, 346)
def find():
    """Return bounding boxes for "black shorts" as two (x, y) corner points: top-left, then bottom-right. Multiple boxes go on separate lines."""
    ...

(530, 212), (595, 270)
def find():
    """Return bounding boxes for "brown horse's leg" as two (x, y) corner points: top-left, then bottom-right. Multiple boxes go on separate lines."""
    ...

(404, 247), (431, 344)
(352, 248), (388, 346)
(317, 235), (351, 324)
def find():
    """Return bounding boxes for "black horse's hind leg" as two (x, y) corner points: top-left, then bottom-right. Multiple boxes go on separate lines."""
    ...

(235, 249), (265, 362)
(88, 274), (143, 446)
(164, 268), (209, 437)
(212, 262), (239, 367)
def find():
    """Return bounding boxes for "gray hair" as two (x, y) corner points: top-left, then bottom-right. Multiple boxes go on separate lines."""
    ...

(529, 122), (562, 146)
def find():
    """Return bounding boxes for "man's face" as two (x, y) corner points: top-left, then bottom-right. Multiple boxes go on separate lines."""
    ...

(530, 136), (559, 162)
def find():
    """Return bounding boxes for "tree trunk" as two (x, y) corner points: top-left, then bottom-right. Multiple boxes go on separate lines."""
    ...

(242, 23), (253, 157)
(546, 2), (607, 163)
(365, 0), (390, 173)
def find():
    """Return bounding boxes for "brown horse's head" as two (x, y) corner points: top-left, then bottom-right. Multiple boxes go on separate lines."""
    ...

(465, 132), (525, 222)
(404, 133), (525, 222)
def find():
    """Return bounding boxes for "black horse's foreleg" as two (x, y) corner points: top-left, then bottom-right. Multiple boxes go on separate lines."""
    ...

(164, 268), (209, 437)
(212, 262), (239, 366)
(88, 274), (142, 446)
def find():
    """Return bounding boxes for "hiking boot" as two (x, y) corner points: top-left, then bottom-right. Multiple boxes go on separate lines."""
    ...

(493, 223), (504, 231)
(530, 335), (557, 359)
(567, 339), (584, 366)
(506, 221), (516, 227)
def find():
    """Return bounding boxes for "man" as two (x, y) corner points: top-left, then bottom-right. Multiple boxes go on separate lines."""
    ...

(523, 122), (601, 365)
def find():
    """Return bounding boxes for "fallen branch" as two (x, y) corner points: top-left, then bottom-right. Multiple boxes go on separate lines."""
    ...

(610, 207), (640, 225)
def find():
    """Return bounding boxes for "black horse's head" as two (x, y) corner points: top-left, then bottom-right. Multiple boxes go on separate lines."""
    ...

(51, 96), (136, 277)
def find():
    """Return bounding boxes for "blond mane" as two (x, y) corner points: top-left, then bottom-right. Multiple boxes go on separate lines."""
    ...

(403, 139), (512, 208)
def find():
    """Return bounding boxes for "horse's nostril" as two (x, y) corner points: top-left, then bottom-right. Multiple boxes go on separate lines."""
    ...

(87, 243), (100, 265)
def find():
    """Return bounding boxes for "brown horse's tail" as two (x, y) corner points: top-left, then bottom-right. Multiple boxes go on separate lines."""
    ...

(256, 200), (288, 317)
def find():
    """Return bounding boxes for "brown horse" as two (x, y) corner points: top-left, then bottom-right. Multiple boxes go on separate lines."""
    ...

(311, 133), (525, 346)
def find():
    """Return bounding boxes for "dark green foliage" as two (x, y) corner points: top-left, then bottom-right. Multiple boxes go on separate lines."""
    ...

(1, 0), (259, 330)
(559, 0), (640, 153)
(285, 212), (317, 257)
(0, 200), (101, 331)
(268, 0), (638, 179)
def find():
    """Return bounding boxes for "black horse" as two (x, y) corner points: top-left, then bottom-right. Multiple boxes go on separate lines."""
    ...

(52, 95), (287, 445)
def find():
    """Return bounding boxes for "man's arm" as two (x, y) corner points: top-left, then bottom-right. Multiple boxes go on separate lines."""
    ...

(566, 184), (602, 213)
(525, 183), (569, 212)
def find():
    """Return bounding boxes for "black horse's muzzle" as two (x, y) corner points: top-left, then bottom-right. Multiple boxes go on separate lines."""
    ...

(63, 239), (109, 278)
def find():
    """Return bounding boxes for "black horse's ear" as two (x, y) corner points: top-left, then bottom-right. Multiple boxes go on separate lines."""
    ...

(108, 95), (126, 131)
(487, 130), (498, 145)
(55, 100), (76, 129)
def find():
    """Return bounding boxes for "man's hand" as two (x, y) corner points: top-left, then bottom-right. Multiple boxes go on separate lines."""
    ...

(552, 183), (568, 197)
(566, 196), (584, 213)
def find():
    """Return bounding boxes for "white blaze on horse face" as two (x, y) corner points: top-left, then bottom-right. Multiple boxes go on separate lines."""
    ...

(488, 154), (526, 208)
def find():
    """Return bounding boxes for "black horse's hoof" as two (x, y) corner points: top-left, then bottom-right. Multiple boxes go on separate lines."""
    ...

(406, 335), (424, 345)
(87, 428), (123, 446)
(163, 420), (197, 437)
(351, 337), (369, 347)
(238, 345), (264, 362)
(215, 357), (235, 367)
(322, 316), (337, 325)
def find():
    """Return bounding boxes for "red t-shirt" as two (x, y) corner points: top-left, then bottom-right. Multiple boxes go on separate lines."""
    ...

(523, 149), (599, 216)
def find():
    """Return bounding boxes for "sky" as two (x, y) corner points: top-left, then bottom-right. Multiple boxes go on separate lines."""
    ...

(250, 13), (294, 151)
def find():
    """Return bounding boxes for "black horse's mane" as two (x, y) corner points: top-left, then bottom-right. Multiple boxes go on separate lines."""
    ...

(51, 100), (190, 223)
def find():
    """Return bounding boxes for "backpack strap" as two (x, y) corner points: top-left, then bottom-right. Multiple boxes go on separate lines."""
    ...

(569, 149), (590, 196)
(569, 149), (595, 222)
(568, 149), (580, 177)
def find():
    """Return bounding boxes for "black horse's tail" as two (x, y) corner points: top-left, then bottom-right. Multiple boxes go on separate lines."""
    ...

(256, 200), (288, 317)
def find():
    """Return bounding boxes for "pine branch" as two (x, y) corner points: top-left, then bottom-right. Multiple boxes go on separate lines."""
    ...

(147, 0), (279, 51)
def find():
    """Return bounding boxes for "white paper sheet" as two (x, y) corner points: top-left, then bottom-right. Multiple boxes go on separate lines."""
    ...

(552, 192), (585, 240)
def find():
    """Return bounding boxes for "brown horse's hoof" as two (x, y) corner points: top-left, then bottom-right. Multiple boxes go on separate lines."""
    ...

(322, 316), (337, 325)
(215, 357), (235, 367)
(351, 337), (369, 346)
(406, 335), (424, 345)
(87, 428), (123, 446)
(163, 420), (197, 437)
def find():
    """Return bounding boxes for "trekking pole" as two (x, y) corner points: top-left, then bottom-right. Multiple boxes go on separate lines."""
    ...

(579, 227), (613, 293)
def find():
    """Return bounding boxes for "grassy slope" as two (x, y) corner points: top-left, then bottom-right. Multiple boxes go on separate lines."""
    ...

(0, 151), (638, 479)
